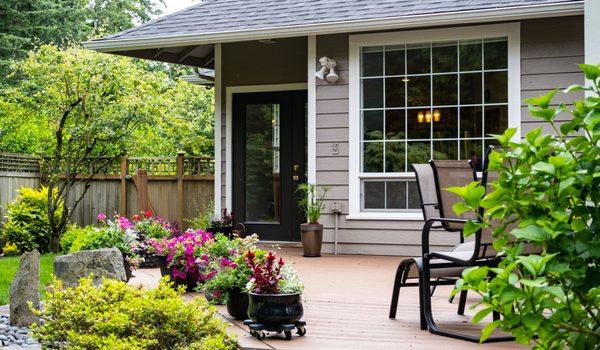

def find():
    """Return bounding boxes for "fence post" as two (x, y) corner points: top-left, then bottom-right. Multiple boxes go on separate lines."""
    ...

(177, 151), (185, 224)
(137, 169), (149, 212)
(120, 155), (128, 216)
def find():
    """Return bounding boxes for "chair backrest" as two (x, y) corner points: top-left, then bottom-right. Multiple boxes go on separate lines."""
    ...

(429, 160), (477, 232)
(412, 163), (440, 221)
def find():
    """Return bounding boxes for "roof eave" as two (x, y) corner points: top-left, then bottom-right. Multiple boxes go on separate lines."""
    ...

(83, 1), (584, 52)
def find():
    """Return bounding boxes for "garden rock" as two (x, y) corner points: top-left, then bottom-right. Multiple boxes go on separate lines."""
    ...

(9, 250), (40, 327)
(54, 248), (127, 287)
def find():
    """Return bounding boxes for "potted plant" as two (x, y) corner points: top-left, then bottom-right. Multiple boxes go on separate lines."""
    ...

(163, 229), (214, 291)
(133, 211), (181, 268)
(207, 208), (234, 239)
(245, 250), (304, 324)
(297, 183), (328, 257)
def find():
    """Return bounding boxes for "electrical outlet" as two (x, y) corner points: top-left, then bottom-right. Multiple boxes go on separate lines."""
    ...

(332, 143), (339, 155)
(331, 201), (342, 213)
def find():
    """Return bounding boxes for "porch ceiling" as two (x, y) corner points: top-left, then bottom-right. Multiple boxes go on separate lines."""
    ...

(109, 44), (214, 69)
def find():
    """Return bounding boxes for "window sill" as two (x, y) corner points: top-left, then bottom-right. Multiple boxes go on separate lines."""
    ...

(346, 212), (424, 221)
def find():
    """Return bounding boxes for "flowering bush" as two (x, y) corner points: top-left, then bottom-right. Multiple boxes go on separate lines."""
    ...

(165, 229), (214, 281)
(245, 250), (304, 295)
(200, 235), (262, 303)
(134, 211), (182, 239)
(66, 214), (143, 270)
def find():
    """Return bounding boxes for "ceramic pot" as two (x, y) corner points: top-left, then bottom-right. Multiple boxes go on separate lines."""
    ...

(300, 223), (323, 257)
(247, 292), (303, 324)
(226, 288), (249, 320)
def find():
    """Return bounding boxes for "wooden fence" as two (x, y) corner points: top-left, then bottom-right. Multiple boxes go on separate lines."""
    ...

(0, 152), (214, 226)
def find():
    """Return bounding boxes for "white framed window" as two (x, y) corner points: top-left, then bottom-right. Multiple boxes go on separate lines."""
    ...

(348, 23), (521, 220)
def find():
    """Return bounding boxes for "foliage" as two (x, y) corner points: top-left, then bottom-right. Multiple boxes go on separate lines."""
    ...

(1, 243), (19, 257)
(1, 187), (63, 253)
(133, 211), (181, 240)
(450, 64), (600, 348)
(0, 253), (55, 305)
(31, 277), (237, 350)
(210, 208), (234, 228)
(245, 250), (304, 295)
(200, 235), (262, 304)
(186, 203), (214, 230)
(60, 224), (95, 253)
(66, 215), (142, 269)
(0, 45), (214, 157)
(0, 0), (164, 80)
(297, 183), (328, 224)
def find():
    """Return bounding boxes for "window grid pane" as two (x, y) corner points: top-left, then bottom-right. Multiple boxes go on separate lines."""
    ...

(359, 38), (508, 211)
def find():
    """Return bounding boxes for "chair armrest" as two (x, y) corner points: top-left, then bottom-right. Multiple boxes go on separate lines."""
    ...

(421, 217), (469, 256)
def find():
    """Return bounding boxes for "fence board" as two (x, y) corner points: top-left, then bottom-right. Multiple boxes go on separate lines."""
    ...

(0, 153), (214, 228)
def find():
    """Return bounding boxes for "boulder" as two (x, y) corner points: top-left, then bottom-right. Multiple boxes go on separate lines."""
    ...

(10, 250), (40, 327)
(54, 248), (127, 287)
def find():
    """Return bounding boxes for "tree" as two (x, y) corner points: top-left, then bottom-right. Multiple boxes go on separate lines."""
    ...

(3, 45), (189, 251)
(0, 0), (164, 79)
(451, 64), (600, 349)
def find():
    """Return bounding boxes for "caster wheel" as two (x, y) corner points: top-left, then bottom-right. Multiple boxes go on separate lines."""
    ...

(284, 330), (292, 340)
(297, 326), (306, 336)
(257, 331), (266, 340)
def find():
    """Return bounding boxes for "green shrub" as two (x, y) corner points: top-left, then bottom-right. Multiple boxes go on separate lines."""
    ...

(1, 243), (19, 256)
(451, 64), (600, 348)
(1, 187), (63, 253)
(32, 277), (237, 350)
(186, 203), (214, 230)
(60, 224), (95, 253)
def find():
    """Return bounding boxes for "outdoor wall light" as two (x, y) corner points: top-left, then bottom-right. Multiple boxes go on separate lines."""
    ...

(315, 56), (339, 83)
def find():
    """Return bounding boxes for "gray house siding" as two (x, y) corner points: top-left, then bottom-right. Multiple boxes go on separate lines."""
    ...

(218, 16), (584, 255)
(314, 16), (584, 255)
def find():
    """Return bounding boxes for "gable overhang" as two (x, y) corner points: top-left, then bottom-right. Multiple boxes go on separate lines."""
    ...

(83, 1), (583, 55)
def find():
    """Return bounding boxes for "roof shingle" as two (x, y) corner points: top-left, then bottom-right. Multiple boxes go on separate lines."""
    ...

(97, 0), (580, 41)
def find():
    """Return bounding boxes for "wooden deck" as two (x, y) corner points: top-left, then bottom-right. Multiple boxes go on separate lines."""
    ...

(131, 248), (524, 350)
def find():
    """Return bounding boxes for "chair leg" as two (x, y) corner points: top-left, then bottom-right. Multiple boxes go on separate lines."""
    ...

(457, 290), (467, 315)
(493, 311), (500, 321)
(419, 257), (514, 343)
(389, 260), (412, 319)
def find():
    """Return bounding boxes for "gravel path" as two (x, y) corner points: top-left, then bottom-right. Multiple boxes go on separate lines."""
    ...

(0, 306), (40, 349)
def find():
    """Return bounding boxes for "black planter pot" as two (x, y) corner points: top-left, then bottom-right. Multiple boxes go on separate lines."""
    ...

(226, 289), (249, 320)
(139, 252), (162, 268)
(247, 292), (303, 324)
(157, 255), (170, 276)
(207, 226), (234, 239)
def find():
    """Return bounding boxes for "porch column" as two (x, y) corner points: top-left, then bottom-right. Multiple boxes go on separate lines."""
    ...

(585, 0), (600, 65)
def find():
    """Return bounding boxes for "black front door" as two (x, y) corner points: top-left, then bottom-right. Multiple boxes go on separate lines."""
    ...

(232, 90), (306, 241)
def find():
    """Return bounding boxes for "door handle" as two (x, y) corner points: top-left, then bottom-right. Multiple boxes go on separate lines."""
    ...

(292, 175), (299, 181)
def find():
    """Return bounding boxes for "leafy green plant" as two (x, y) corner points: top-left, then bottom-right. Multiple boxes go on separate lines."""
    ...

(297, 183), (328, 224)
(450, 64), (600, 348)
(31, 277), (237, 350)
(1, 243), (19, 256)
(186, 203), (214, 230)
(1, 187), (63, 253)
(60, 224), (95, 253)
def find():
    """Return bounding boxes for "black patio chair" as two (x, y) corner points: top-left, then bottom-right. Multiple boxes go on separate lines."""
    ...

(388, 163), (475, 325)
(417, 157), (515, 342)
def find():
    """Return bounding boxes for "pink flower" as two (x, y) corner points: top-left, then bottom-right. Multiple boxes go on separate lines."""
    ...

(96, 213), (107, 222)
(118, 216), (133, 229)
(132, 214), (141, 222)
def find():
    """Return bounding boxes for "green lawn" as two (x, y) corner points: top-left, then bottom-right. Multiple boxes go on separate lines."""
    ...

(0, 254), (55, 305)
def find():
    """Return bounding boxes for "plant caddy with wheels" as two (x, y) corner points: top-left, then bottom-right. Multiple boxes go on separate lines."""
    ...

(243, 250), (307, 340)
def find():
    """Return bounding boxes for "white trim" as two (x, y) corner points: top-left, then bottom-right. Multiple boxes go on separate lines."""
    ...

(585, 0), (600, 65)
(213, 44), (222, 214)
(83, 2), (582, 52)
(348, 23), (521, 220)
(307, 36), (317, 185)
(225, 83), (309, 211)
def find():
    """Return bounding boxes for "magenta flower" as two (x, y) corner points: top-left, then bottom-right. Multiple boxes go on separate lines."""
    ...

(96, 213), (107, 222)
(118, 216), (133, 229)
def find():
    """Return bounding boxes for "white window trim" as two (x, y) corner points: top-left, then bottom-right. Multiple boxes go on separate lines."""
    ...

(348, 23), (521, 221)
